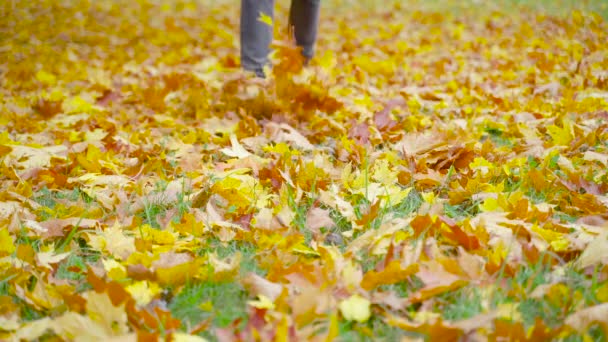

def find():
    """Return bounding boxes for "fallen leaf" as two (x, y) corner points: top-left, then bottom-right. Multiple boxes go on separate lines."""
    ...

(339, 294), (371, 323)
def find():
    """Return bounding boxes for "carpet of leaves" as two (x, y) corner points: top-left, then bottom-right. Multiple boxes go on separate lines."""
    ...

(1, 0), (608, 341)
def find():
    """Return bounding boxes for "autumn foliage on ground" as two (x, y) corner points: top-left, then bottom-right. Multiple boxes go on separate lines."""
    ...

(1, 0), (608, 340)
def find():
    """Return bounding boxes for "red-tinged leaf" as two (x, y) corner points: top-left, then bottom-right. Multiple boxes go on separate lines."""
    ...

(96, 90), (121, 107)
(33, 98), (63, 119)
(490, 318), (560, 342)
(410, 214), (435, 238)
(374, 100), (402, 134)
(63, 292), (87, 313)
(106, 281), (133, 307)
(438, 216), (481, 250)
(126, 264), (156, 281)
(153, 306), (181, 332)
(354, 200), (381, 228)
(137, 330), (160, 342)
(348, 121), (370, 145)
(86, 267), (107, 293)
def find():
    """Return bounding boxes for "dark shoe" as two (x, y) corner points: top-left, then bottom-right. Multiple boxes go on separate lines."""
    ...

(243, 67), (266, 79)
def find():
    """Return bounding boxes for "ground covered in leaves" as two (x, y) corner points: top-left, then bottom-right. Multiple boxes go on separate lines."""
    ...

(1, 0), (608, 340)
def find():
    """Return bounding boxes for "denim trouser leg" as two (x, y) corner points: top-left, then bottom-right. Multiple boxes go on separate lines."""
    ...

(289, 0), (321, 60)
(240, 0), (321, 75)
(240, 0), (274, 76)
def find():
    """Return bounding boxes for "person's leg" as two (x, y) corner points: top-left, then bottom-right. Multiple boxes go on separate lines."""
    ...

(289, 0), (321, 63)
(241, 0), (275, 77)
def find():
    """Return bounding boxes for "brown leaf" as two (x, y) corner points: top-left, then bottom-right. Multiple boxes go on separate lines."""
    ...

(305, 207), (335, 237)
(409, 261), (468, 303)
(40, 217), (99, 238)
(565, 303), (608, 333)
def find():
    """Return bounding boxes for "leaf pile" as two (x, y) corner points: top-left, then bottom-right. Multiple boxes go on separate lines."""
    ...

(1, 0), (608, 340)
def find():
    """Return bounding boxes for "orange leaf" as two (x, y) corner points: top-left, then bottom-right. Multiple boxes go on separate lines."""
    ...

(361, 260), (419, 291)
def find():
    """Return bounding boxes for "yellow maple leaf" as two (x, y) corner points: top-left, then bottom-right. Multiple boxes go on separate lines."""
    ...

(480, 196), (501, 212)
(0, 228), (15, 257)
(102, 258), (127, 280)
(546, 119), (574, 146)
(85, 291), (129, 336)
(126, 281), (161, 307)
(258, 11), (273, 26)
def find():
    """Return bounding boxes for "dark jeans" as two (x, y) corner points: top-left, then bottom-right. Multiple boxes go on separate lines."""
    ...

(240, 0), (321, 76)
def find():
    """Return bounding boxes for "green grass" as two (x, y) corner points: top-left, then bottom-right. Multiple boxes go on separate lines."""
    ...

(433, 257), (607, 336)
(169, 239), (266, 339)
(335, 0), (608, 19)
(214, 240), (266, 277)
(393, 189), (423, 218)
(337, 316), (411, 342)
(563, 326), (607, 342)
(56, 254), (88, 281)
(138, 180), (193, 228)
(169, 280), (249, 336)
(444, 199), (482, 219)
(32, 187), (94, 221)
(440, 287), (485, 321)
(484, 127), (514, 148)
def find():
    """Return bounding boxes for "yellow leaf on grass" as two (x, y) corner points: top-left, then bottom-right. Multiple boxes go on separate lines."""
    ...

(531, 224), (570, 252)
(292, 241), (320, 257)
(339, 294), (371, 323)
(595, 282), (608, 302)
(0, 228), (15, 257)
(85, 291), (129, 336)
(126, 281), (161, 307)
(102, 258), (127, 280)
(422, 191), (436, 204)
(480, 197), (500, 212)
(139, 225), (176, 245)
(325, 311), (340, 342)
(248, 294), (275, 310)
(496, 303), (521, 321)
(88, 222), (135, 260)
(198, 300), (213, 311)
